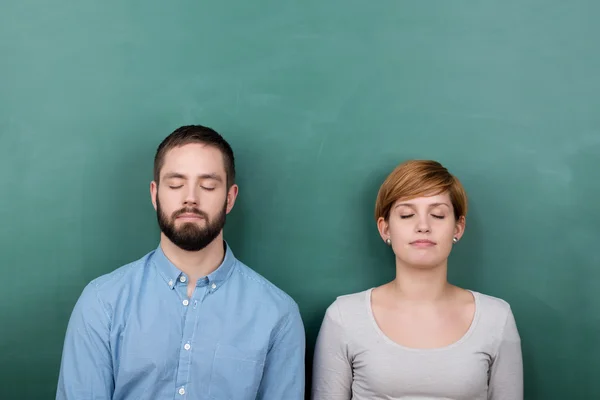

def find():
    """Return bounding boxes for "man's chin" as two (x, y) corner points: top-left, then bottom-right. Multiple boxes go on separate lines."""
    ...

(173, 236), (217, 252)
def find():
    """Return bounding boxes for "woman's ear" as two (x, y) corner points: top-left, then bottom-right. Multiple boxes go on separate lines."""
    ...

(377, 216), (390, 244)
(454, 215), (466, 241)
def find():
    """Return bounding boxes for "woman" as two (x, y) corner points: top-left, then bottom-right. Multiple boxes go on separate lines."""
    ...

(312, 160), (523, 399)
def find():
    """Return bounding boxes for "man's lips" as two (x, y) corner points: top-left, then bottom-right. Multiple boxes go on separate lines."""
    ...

(176, 213), (204, 219)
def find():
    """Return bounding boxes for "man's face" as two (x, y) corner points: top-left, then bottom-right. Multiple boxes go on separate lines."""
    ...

(151, 143), (238, 251)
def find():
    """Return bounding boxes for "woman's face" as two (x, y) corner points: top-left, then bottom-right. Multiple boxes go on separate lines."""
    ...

(378, 192), (465, 269)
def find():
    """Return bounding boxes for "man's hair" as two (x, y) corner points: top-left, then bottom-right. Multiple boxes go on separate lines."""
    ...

(375, 160), (468, 221)
(154, 125), (236, 187)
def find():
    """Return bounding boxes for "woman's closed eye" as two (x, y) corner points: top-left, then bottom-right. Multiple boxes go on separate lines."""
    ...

(400, 213), (445, 219)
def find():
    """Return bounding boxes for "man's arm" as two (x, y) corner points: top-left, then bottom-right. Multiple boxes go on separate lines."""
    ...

(256, 302), (305, 400)
(56, 283), (114, 400)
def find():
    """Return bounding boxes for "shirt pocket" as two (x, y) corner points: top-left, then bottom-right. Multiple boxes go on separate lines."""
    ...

(208, 343), (267, 400)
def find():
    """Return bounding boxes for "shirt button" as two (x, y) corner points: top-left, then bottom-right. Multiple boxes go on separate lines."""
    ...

(178, 387), (185, 395)
(211, 283), (217, 289)
(179, 276), (187, 283)
(184, 343), (191, 350)
(182, 299), (189, 306)
(168, 280), (173, 287)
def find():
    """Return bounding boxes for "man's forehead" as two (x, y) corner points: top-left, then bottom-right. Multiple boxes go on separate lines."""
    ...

(161, 144), (226, 177)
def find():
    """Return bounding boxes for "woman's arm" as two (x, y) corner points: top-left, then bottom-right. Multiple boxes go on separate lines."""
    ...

(488, 307), (523, 399)
(311, 301), (353, 400)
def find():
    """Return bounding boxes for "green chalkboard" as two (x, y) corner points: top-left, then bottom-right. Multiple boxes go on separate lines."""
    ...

(1, 1), (599, 399)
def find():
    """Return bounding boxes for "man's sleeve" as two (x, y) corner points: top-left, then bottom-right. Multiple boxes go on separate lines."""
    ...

(256, 302), (305, 400)
(56, 283), (114, 400)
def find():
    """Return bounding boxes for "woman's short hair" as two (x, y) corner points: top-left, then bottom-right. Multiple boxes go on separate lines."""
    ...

(375, 160), (468, 221)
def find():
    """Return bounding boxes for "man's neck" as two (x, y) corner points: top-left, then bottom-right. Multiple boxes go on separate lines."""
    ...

(160, 233), (226, 284)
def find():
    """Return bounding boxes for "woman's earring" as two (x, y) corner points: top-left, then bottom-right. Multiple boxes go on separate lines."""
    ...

(453, 237), (458, 244)
(386, 238), (391, 246)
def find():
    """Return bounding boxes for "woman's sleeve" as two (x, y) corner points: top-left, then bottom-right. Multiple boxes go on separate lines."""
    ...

(311, 301), (353, 400)
(488, 306), (523, 400)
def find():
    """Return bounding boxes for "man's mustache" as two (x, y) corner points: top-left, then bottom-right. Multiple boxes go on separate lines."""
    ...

(172, 208), (208, 220)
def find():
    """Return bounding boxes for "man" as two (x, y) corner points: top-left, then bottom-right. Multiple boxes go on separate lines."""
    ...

(56, 125), (305, 399)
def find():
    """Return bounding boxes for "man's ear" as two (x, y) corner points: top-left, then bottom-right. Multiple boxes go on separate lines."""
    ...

(150, 181), (158, 211)
(225, 184), (239, 214)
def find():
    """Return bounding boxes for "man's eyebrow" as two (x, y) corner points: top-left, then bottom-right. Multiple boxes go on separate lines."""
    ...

(198, 173), (223, 182)
(162, 172), (186, 180)
(162, 172), (223, 182)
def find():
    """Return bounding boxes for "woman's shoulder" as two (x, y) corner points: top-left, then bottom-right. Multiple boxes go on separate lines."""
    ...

(471, 290), (517, 329)
(323, 288), (373, 326)
(335, 288), (371, 305)
(473, 290), (513, 312)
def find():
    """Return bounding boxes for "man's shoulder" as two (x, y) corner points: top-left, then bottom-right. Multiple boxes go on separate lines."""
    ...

(231, 260), (299, 311)
(77, 250), (156, 308)
(94, 251), (153, 286)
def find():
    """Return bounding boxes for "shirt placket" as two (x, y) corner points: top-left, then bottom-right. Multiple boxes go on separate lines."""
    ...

(173, 275), (208, 399)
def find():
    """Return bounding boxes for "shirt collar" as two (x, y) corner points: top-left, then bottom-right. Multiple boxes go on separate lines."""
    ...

(152, 241), (237, 290)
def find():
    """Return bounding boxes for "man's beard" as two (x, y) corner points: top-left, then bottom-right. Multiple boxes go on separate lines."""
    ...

(156, 196), (227, 252)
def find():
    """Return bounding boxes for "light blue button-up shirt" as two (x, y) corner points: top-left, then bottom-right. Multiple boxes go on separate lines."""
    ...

(56, 243), (305, 400)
